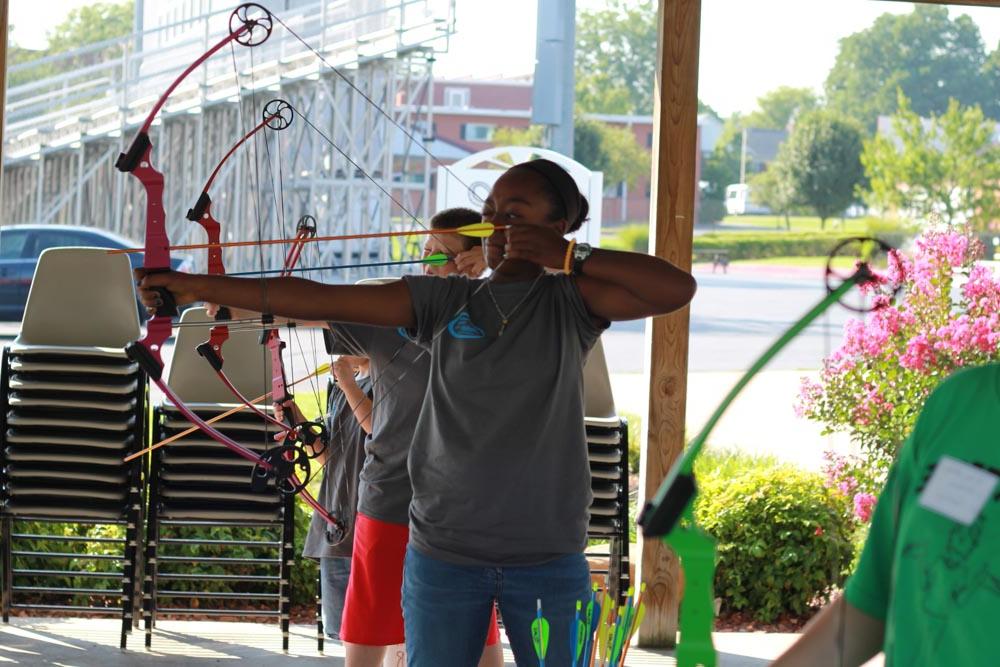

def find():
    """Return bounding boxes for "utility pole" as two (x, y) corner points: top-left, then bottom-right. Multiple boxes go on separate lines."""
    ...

(531, 0), (576, 157)
(739, 127), (748, 184)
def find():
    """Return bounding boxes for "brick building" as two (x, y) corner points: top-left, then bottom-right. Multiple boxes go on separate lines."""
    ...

(398, 77), (723, 226)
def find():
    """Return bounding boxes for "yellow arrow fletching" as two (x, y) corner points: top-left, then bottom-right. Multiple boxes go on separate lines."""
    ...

(457, 221), (495, 238)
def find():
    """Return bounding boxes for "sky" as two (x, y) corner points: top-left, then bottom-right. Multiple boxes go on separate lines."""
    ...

(9, 0), (1000, 117)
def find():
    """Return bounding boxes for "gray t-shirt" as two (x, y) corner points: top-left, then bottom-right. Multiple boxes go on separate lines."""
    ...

(402, 273), (606, 566)
(325, 323), (428, 525)
(302, 374), (373, 559)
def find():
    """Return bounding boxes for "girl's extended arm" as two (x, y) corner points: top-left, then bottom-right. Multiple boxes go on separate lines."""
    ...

(502, 225), (696, 321)
(574, 248), (696, 321)
(137, 272), (415, 328)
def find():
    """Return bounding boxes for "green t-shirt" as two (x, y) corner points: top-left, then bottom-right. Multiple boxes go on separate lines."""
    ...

(845, 364), (1000, 666)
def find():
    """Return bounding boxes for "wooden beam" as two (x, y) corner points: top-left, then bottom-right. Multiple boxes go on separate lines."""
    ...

(637, 0), (701, 648)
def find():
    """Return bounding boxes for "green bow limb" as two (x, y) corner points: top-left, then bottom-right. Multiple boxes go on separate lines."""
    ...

(638, 269), (869, 667)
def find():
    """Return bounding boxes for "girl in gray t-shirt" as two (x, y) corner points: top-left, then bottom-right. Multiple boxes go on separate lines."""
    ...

(136, 158), (696, 665)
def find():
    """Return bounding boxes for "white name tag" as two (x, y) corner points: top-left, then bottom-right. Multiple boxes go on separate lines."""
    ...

(918, 456), (998, 526)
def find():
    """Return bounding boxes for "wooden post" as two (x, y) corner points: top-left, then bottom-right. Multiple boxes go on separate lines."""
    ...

(637, 0), (701, 648)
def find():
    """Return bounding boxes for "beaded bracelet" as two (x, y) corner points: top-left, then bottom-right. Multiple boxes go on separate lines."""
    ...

(563, 239), (576, 275)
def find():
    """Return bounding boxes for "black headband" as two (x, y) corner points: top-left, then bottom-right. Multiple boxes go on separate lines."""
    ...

(513, 159), (581, 227)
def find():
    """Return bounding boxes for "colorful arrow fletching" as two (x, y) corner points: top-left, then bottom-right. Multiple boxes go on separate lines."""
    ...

(574, 620), (587, 664)
(570, 600), (582, 666)
(420, 252), (450, 266)
(456, 221), (495, 238)
(531, 599), (549, 666)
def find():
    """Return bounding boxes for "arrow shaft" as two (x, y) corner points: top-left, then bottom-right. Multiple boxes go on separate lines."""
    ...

(109, 224), (504, 255)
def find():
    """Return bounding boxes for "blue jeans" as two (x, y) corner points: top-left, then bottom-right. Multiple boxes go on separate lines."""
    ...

(320, 556), (352, 640)
(402, 546), (591, 667)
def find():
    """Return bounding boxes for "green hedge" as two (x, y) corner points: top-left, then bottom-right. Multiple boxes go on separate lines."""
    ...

(602, 225), (912, 261)
(693, 451), (854, 622)
(693, 231), (911, 262)
(8, 502), (320, 611)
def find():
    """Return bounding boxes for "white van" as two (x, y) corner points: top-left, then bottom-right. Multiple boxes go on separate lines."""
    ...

(724, 184), (771, 216)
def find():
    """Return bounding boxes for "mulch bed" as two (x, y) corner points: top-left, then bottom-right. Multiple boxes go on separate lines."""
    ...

(715, 610), (813, 633)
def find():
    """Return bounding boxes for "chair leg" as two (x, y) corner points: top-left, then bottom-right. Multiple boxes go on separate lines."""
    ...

(280, 498), (294, 652)
(1, 516), (11, 624)
(1, 350), (9, 624)
(316, 572), (324, 653)
(143, 508), (160, 649)
(120, 513), (140, 649)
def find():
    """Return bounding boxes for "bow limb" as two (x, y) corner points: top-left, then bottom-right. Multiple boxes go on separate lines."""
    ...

(264, 217), (319, 423)
(116, 2), (272, 379)
(186, 101), (295, 434)
(637, 272), (865, 667)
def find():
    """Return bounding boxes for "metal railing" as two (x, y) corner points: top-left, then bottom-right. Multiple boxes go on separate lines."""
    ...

(5, 0), (454, 162)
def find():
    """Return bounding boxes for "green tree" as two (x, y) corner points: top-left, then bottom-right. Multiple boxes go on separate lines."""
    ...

(982, 44), (1000, 122)
(749, 166), (798, 229)
(492, 125), (546, 148)
(745, 86), (818, 130)
(700, 113), (744, 201)
(492, 118), (649, 187)
(774, 110), (865, 228)
(575, 0), (657, 115)
(861, 94), (1000, 229)
(825, 5), (992, 130)
(8, 2), (133, 87)
(47, 1), (134, 57)
(574, 117), (649, 187)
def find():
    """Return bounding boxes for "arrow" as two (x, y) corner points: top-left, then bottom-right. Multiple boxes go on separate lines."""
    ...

(583, 585), (600, 667)
(227, 252), (451, 277)
(531, 598), (550, 667)
(618, 584), (647, 667)
(570, 599), (585, 667)
(108, 222), (502, 255)
(594, 591), (613, 667)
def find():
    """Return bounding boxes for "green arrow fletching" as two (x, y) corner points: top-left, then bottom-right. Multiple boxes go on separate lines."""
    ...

(531, 618), (550, 660)
(420, 252), (450, 266)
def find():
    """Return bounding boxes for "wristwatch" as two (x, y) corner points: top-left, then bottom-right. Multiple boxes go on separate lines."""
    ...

(571, 242), (593, 275)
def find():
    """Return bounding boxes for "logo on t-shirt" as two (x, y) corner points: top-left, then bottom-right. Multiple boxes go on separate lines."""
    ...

(447, 312), (485, 340)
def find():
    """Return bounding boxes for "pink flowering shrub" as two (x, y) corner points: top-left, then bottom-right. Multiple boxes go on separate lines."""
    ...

(798, 228), (1000, 467)
(821, 450), (887, 525)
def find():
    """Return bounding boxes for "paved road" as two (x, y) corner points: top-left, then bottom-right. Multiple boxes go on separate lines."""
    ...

(0, 264), (854, 377)
(0, 265), (859, 467)
(604, 264), (853, 373)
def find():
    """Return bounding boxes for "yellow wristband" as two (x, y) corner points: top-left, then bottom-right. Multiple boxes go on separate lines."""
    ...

(563, 239), (576, 275)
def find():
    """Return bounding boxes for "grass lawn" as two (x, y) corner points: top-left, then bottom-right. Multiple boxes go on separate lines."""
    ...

(720, 215), (871, 234)
(730, 255), (859, 269)
(295, 388), (327, 422)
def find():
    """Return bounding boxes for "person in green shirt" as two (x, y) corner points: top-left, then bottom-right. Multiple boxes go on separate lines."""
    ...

(773, 363), (1000, 667)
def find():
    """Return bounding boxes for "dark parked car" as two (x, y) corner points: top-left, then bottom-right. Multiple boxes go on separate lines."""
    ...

(0, 224), (193, 321)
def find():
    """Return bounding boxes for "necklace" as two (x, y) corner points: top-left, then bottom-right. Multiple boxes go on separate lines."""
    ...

(484, 272), (544, 336)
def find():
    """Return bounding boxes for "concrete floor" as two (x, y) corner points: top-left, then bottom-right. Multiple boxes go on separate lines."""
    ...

(0, 617), (799, 666)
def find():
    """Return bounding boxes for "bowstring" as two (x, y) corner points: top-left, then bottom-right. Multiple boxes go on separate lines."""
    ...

(270, 14), (482, 206)
(247, 12), (528, 478)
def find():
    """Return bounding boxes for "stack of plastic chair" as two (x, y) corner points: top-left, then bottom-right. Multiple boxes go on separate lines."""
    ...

(583, 338), (632, 605)
(0, 247), (146, 649)
(144, 307), (296, 650)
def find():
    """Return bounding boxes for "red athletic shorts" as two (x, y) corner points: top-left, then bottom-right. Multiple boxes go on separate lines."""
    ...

(340, 513), (500, 646)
